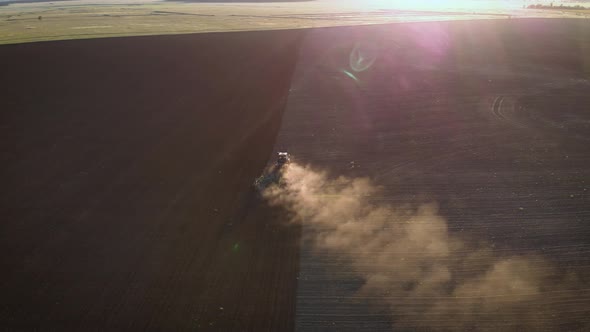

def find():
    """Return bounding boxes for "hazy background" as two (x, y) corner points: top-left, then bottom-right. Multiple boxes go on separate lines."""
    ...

(1, 0), (589, 10)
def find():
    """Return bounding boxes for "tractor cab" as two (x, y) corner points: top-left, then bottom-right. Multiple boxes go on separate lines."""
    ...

(277, 152), (290, 166)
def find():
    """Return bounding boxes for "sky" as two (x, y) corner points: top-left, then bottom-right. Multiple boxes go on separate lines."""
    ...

(0, 0), (587, 7)
(326, 0), (589, 11)
(0, 0), (588, 10)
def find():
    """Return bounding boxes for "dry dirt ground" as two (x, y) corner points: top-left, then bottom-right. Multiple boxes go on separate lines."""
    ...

(2, 18), (590, 332)
(0, 30), (303, 331)
(274, 18), (590, 331)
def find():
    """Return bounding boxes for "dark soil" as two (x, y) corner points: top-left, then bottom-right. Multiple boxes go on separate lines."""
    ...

(275, 18), (590, 331)
(0, 30), (304, 331)
(2, 17), (590, 331)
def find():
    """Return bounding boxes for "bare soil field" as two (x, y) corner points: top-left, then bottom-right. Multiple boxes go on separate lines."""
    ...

(273, 18), (590, 331)
(2, 17), (590, 332)
(0, 30), (303, 330)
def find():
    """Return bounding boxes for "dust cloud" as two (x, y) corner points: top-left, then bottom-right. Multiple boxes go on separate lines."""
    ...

(262, 163), (583, 330)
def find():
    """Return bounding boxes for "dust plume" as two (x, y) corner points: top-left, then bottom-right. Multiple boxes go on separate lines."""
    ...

(262, 163), (584, 331)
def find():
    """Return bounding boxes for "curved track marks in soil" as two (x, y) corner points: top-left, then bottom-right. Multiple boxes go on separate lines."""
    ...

(487, 79), (590, 142)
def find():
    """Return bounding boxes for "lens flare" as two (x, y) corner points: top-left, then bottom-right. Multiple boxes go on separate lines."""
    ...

(350, 43), (377, 72)
(341, 69), (360, 82)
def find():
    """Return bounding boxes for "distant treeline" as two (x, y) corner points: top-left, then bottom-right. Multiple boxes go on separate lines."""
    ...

(527, 3), (588, 9)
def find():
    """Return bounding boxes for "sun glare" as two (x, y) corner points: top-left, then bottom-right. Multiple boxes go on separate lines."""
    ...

(332, 0), (522, 12)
